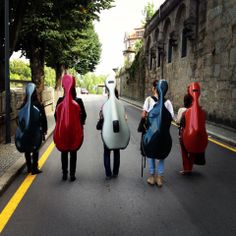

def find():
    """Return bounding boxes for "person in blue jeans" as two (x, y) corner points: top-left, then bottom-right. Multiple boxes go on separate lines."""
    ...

(141, 80), (174, 187)
(97, 88), (121, 180)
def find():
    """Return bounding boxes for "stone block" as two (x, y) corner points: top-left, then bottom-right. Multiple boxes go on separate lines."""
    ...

(230, 47), (236, 65)
(207, 5), (223, 22)
(204, 54), (213, 66)
(213, 64), (221, 77)
(220, 67), (233, 81)
(221, 52), (229, 66)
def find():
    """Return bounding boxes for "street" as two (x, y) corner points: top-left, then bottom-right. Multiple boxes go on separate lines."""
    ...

(0, 95), (235, 236)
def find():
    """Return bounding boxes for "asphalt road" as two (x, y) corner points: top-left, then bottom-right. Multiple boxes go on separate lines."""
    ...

(0, 95), (235, 236)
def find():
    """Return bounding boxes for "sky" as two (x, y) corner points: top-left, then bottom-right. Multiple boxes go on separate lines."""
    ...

(94, 0), (165, 76)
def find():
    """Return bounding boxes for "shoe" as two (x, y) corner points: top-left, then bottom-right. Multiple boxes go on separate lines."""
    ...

(112, 174), (118, 178)
(105, 176), (112, 180)
(62, 174), (67, 181)
(156, 175), (163, 187)
(147, 175), (155, 185)
(180, 170), (192, 175)
(31, 169), (43, 175)
(70, 176), (76, 182)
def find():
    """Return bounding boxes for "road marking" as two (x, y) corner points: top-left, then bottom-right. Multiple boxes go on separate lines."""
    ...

(0, 142), (55, 233)
(171, 121), (236, 152)
(208, 137), (236, 153)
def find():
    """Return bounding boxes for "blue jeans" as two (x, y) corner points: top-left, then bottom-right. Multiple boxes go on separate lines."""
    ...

(147, 158), (164, 176)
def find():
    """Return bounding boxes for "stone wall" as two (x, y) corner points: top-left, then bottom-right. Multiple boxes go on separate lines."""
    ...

(117, 51), (146, 102)
(119, 0), (236, 128)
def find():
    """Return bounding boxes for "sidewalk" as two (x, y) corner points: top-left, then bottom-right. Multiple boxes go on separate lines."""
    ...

(0, 111), (55, 195)
(120, 97), (236, 148)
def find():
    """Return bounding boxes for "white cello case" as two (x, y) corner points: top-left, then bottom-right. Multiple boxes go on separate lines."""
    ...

(102, 77), (130, 149)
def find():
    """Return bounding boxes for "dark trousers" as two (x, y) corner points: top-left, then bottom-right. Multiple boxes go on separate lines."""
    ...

(25, 151), (39, 172)
(103, 145), (120, 177)
(61, 151), (77, 177)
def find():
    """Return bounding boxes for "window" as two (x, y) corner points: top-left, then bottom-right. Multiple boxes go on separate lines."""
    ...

(181, 30), (187, 57)
(168, 39), (172, 63)
(157, 53), (161, 67)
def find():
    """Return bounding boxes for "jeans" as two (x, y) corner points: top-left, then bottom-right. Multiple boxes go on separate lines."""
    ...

(147, 158), (164, 176)
(103, 145), (120, 177)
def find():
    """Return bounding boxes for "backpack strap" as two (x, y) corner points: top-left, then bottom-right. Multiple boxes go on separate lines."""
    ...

(151, 96), (158, 102)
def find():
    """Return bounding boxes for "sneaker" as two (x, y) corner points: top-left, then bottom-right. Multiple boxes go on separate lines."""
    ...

(180, 170), (192, 175)
(105, 176), (112, 180)
(62, 174), (67, 181)
(156, 175), (163, 187)
(70, 176), (76, 182)
(147, 175), (155, 185)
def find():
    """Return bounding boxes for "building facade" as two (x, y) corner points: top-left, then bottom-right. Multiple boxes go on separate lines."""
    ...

(119, 0), (236, 128)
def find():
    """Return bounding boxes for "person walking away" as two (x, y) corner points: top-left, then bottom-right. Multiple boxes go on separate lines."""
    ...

(141, 80), (174, 187)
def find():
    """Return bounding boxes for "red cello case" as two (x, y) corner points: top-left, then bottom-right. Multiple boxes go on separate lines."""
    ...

(53, 74), (83, 151)
(183, 82), (208, 153)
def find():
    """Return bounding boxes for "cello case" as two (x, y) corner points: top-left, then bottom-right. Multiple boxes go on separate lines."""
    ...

(102, 77), (130, 149)
(15, 83), (42, 153)
(143, 80), (172, 159)
(53, 74), (83, 151)
(183, 82), (208, 153)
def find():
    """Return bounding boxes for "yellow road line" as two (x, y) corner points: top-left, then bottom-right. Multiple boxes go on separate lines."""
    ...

(208, 137), (236, 153)
(0, 142), (55, 233)
(172, 121), (236, 152)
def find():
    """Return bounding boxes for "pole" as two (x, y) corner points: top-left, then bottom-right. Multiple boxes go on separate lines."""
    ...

(5, 0), (11, 143)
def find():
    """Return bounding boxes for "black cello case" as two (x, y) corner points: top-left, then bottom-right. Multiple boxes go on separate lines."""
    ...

(15, 83), (42, 153)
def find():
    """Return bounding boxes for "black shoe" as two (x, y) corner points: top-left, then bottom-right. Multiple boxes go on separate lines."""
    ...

(112, 174), (118, 178)
(31, 169), (43, 175)
(70, 176), (76, 182)
(105, 176), (112, 180)
(62, 174), (68, 181)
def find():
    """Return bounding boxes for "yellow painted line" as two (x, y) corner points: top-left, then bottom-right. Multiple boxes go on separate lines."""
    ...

(208, 137), (236, 153)
(172, 121), (236, 152)
(0, 142), (55, 233)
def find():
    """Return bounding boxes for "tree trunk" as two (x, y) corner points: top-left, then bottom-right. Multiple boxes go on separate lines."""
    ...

(0, 0), (28, 92)
(0, 58), (5, 92)
(55, 63), (65, 90)
(29, 44), (45, 101)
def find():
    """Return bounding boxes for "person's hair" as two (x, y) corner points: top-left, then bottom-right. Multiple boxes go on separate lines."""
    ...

(184, 94), (192, 108)
(115, 88), (119, 99)
(71, 87), (76, 99)
(152, 79), (159, 88)
(24, 87), (39, 104)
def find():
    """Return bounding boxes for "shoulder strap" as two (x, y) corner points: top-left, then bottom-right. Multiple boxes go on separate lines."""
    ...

(151, 96), (158, 102)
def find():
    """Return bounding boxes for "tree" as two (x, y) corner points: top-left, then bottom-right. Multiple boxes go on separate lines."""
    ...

(142, 2), (156, 25)
(16, 0), (114, 94)
(45, 23), (101, 89)
(0, 0), (114, 92)
(79, 73), (106, 94)
(0, 0), (33, 91)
